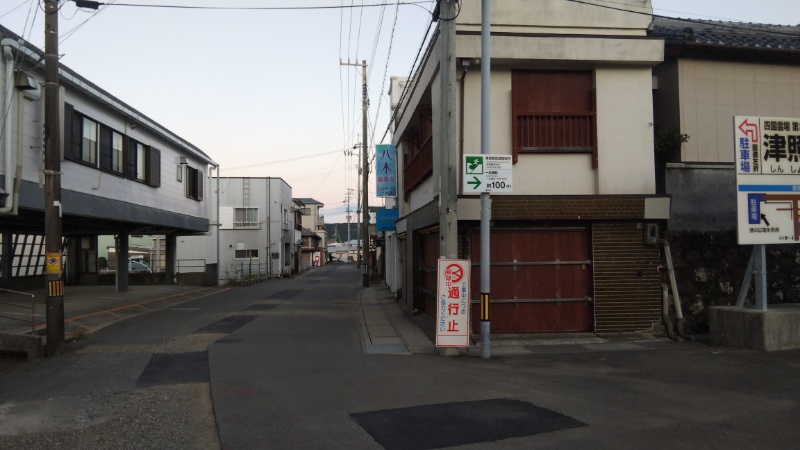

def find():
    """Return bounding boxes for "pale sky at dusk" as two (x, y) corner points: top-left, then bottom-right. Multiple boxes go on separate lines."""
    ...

(1, 1), (797, 223)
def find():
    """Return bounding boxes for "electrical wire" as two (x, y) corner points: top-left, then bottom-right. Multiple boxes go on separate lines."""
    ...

(60, 0), (119, 44)
(369, 0), (400, 146)
(224, 148), (344, 172)
(564, 0), (800, 37)
(377, 17), (436, 145)
(0, 0), (32, 19)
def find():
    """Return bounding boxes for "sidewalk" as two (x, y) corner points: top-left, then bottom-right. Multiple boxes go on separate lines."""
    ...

(359, 283), (695, 357)
(0, 284), (225, 338)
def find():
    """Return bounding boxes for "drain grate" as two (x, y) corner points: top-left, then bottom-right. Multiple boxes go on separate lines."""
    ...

(363, 343), (409, 355)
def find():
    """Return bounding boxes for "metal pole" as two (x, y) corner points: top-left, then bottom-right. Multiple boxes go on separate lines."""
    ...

(44, 0), (64, 356)
(361, 60), (370, 287)
(754, 244), (767, 311)
(479, 0), (492, 359)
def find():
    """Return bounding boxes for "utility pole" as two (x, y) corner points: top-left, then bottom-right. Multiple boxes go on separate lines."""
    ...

(340, 59), (370, 287)
(479, 0), (492, 359)
(439, 0), (458, 260)
(44, 0), (65, 356)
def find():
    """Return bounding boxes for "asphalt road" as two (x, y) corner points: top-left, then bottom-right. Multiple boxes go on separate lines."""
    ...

(2, 263), (800, 449)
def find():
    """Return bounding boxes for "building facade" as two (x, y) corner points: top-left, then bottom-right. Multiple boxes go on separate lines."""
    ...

(0, 25), (216, 291)
(177, 177), (296, 283)
(392, 0), (670, 334)
(295, 197), (327, 267)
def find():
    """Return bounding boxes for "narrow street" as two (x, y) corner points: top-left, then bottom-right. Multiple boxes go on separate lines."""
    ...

(2, 264), (800, 449)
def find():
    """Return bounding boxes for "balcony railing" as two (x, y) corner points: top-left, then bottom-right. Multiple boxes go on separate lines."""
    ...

(233, 221), (260, 229)
(513, 112), (597, 167)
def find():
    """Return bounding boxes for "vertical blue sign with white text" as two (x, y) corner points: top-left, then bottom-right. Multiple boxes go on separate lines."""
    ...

(376, 144), (397, 197)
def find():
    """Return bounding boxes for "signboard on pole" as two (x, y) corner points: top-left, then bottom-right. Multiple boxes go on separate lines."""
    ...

(734, 116), (800, 245)
(436, 259), (471, 347)
(375, 208), (398, 232)
(376, 144), (397, 197)
(462, 154), (512, 193)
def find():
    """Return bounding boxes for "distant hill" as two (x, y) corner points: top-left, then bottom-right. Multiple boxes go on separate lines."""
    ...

(324, 223), (360, 243)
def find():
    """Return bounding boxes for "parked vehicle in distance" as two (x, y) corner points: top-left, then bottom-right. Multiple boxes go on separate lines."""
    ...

(128, 261), (152, 273)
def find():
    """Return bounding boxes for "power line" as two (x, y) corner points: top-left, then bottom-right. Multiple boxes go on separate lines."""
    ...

(86, 1), (431, 11)
(563, 0), (800, 37)
(224, 149), (344, 172)
(378, 18), (436, 145)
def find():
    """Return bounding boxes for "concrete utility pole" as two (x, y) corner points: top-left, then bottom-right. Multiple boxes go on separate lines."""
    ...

(43, 0), (65, 355)
(439, 0), (458, 260)
(360, 60), (369, 287)
(340, 60), (370, 286)
(480, 0), (492, 359)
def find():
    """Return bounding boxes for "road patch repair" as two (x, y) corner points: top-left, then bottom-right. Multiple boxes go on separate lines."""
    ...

(351, 398), (586, 450)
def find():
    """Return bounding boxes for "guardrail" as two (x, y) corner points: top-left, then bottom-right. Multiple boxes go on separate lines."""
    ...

(0, 288), (36, 335)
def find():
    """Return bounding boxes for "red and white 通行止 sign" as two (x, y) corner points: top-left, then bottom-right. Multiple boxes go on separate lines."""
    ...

(436, 259), (471, 347)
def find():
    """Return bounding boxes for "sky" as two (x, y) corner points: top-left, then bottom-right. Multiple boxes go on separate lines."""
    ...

(0, 1), (798, 224)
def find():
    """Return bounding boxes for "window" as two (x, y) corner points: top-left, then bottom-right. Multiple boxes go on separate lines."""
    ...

(511, 71), (597, 166)
(99, 125), (124, 174)
(234, 208), (259, 228)
(82, 118), (98, 165)
(125, 137), (161, 187)
(136, 143), (146, 181)
(234, 249), (259, 259)
(185, 165), (203, 200)
(64, 103), (161, 185)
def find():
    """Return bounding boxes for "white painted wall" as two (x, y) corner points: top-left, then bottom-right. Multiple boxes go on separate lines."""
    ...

(595, 66), (657, 195)
(177, 177), (294, 282)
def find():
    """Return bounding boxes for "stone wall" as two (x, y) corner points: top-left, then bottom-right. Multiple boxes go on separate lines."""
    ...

(664, 230), (800, 333)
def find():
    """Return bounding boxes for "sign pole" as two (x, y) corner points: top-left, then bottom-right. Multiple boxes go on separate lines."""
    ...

(479, 0), (491, 359)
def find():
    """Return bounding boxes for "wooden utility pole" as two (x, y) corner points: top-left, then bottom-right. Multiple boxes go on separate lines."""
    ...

(44, 0), (65, 355)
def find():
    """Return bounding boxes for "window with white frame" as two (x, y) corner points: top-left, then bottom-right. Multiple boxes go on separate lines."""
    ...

(81, 118), (98, 165)
(136, 142), (146, 181)
(234, 207), (259, 229)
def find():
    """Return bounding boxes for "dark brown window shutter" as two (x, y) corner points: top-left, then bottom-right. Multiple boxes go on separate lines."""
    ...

(125, 136), (137, 179)
(197, 170), (204, 200)
(99, 125), (113, 171)
(147, 147), (161, 187)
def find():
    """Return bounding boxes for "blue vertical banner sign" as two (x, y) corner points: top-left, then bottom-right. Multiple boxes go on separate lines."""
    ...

(375, 144), (397, 197)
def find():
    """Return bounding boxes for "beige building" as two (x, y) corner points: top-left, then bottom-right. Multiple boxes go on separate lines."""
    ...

(392, 0), (669, 335)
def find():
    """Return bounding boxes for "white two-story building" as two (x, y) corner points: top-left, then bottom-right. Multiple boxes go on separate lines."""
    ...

(0, 25), (216, 291)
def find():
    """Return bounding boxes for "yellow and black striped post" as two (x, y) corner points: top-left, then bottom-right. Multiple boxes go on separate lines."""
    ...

(480, 293), (490, 322)
(48, 279), (64, 297)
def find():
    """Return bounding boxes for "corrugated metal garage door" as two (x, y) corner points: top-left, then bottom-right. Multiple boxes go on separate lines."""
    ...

(470, 228), (592, 333)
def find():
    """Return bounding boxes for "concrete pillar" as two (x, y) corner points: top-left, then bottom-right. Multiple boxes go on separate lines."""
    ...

(116, 234), (129, 292)
(165, 234), (176, 285)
